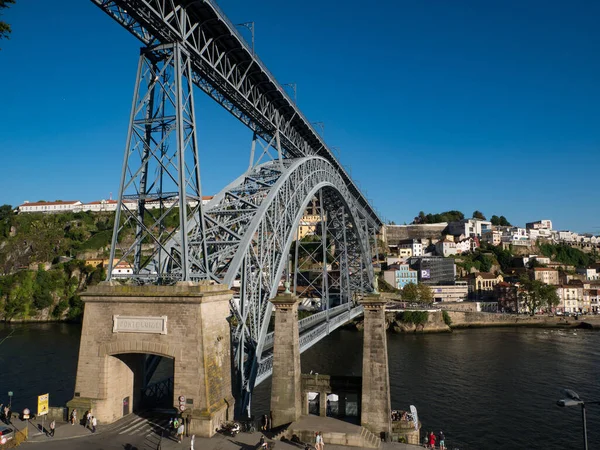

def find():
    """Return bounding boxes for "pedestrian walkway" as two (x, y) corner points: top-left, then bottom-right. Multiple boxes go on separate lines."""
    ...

(26, 411), (172, 443)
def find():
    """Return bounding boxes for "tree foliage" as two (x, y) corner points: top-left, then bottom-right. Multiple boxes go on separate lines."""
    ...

(396, 310), (429, 325)
(0, 261), (104, 320)
(401, 282), (419, 301)
(490, 215), (511, 226)
(538, 243), (596, 268)
(412, 210), (464, 224)
(0, 0), (15, 44)
(442, 310), (452, 326)
(402, 282), (433, 304)
(518, 277), (559, 314)
(417, 283), (433, 304)
(472, 210), (486, 220)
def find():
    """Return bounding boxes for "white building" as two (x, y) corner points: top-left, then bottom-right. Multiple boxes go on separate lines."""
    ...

(398, 239), (423, 257)
(435, 239), (457, 257)
(526, 219), (553, 230)
(577, 268), (599, 280)
(448, 219), (492, 238)
(431, 283), (469, 302)
(499, 227), (530, 247)
(556, 285), (584, 313)
(557, 231), (577, 242)
(18, 200), (82, 213)
(522, 255), (551, 268)
(482, 230), (502, 246)
(112, 262), (134, 278)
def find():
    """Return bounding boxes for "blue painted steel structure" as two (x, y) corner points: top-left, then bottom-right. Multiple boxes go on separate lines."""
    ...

(91, 0), (382, 417)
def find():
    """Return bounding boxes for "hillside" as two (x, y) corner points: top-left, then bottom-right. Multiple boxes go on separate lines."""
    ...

(0, 208), (117, 321)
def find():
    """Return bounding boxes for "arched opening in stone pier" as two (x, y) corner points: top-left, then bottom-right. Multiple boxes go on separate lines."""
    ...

(107, 353), (175, 416)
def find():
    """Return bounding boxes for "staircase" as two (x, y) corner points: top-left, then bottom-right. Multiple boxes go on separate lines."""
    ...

(359, 426), (382, 448)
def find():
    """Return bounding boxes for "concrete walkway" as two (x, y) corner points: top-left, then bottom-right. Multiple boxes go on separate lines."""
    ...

(23, 416), (423, 450)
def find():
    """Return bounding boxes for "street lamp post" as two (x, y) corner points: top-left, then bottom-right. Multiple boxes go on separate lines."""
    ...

(556, 389), (600, 450)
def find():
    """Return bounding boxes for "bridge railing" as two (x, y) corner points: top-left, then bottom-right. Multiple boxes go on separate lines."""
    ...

(262, 302), (352, 350)
(255, 304), (364, 386)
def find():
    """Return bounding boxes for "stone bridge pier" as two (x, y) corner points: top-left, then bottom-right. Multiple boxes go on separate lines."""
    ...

(67, 281), (234, 437)
(360, 293), (392, 437)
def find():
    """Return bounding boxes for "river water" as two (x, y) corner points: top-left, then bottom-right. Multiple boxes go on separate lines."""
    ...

(1, 323), (598, 449)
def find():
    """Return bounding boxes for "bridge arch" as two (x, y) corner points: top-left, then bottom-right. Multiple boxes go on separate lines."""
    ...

(196, 156), (376, 412)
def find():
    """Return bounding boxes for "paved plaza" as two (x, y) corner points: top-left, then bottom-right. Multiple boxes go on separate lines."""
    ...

(21, 413), (421, 450)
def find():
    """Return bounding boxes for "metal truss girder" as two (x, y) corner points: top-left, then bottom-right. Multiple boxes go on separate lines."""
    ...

(255, 305), (364, 386)
(188, 156), (375, 416)
(108, 42), (209, 282)
(90, 0), (381, 227)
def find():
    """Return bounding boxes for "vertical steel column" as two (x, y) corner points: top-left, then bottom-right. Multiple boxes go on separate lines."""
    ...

(107, 43), (208, 282)
(134, 60), (157, 273)
(341, 208), (352, 308)
(107, 53), (145, 280)
(174, 43), (190, 280)
(319, 190), (329, 319)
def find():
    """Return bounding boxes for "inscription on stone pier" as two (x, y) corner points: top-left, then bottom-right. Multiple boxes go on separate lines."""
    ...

(112, 315), (168, 335)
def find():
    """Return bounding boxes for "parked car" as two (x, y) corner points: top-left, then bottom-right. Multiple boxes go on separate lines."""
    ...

(0, 425), (14, 444)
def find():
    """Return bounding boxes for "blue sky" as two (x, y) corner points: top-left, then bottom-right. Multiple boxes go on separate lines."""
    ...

(1, 0), (599, 233)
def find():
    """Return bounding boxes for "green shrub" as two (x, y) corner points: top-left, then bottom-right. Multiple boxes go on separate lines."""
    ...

(397, 310), (429, 325)
(52, 300), (69, 318)
(442, 310), (452, 326)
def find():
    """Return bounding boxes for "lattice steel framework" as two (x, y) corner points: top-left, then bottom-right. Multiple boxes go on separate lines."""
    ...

(179, 156), (375, 415)
(92, 0), (383, 417)
(107, 43), (208, 281)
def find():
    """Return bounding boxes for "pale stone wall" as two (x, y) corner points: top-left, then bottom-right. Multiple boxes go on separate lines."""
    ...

(68, 282), (234, 437)
(360, 294), (391, 437)
(270, 293), (302, 427)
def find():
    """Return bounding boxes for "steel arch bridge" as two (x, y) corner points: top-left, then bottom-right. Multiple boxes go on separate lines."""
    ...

(92, 0), (382, 415)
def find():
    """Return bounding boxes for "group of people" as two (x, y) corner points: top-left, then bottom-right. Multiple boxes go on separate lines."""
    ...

(168, 417), (186, 443)
(423, 430), (445, 449)
(314, 431), (324, 450)
(84, 410), (97, 433)
(69, 409), (97, 433)
(391, 410), (409, 422)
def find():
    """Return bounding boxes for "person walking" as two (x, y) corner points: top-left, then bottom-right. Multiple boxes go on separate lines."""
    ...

(428, 431), (436, 449)
(439, 431), (445, 450)
(85, 411), (92, 429)
(423, 431), (428, 448)
(177, 423), (185, 443)
(49, 420), (56, 437)
(315, 431), (324, 450)
(91, 416), (97, 433)
(190, 434), (195, 450)
(70, 409), (77, 426)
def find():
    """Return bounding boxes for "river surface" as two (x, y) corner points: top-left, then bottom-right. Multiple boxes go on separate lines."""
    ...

(1, 323), (599, 449)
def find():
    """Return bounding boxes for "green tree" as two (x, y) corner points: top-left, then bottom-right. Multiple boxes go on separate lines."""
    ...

(499, 216), (511, 226)
(518, 278), (559, 314)
(490, 215), (511, 226)
(475, 253), (493, 272)
(412, 210), (464, 224)
(472, 210), (486, 220)
(442, 310), (452, 326)
(0, 0), (15, 44)
(402, 282), (419, 302)
(417, 283), (433, 304)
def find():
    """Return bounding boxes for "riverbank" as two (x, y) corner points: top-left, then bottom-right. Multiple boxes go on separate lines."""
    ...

(350, 310), (600, 334)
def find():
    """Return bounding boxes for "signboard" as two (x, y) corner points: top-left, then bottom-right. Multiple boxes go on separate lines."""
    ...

(410, 405), (419, 432)
(420, 269), (430, 280)
(37, 394), (49, 416)
(113, 316), (168, 335)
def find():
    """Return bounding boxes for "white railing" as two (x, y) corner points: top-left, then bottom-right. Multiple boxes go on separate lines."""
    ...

(255, 304), (363, 386)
